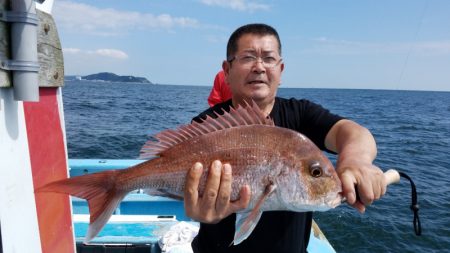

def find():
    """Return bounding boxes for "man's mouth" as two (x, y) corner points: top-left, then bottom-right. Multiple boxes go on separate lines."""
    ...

(247, 80), (266, 85)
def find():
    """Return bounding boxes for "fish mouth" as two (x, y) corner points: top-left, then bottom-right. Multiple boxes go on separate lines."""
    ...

(330, 193), (344, 208)
(289, 192), (343, 212)
(327, 192), (344, 208)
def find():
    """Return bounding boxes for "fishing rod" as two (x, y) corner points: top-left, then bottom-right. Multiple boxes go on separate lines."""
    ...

(342, 169), (421, 236)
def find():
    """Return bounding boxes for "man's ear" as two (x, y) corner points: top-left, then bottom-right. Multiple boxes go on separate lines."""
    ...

(222, 60), (231, 83)
(278, 62), (285, 87)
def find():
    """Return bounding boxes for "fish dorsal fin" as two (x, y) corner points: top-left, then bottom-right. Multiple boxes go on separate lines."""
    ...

(139, 101), (274, 159)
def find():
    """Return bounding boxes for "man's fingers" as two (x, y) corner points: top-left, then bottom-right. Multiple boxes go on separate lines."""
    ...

(184, 160), (252, 223)
(340, 171), (357, 205)
(356, 166), (385, 206)
(184, 162), (203, 216)
(357, 180), (374, 206)
(216, 163), (232, 214)
(229, 185), (251, 213)
(376, 168), (387, 199)
(338, 164), (388, 214)
(201, 160), (222, 210)
(351, 201), (366, 213)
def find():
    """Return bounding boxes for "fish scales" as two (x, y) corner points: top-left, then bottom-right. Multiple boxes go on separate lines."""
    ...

(116, 124), (291, 201)
(115, 123), (329, 210)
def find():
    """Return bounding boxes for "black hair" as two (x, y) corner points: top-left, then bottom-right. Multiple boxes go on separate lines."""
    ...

(226, 23), (282, 60)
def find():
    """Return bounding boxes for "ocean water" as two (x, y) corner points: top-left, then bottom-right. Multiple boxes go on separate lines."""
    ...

(63, 81), (450, 253)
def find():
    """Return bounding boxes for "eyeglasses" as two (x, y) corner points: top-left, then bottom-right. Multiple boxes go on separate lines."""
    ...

(228, 54), (282, 69)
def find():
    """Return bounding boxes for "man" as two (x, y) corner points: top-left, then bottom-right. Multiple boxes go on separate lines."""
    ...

(185, 23), (386, 253)
(207, 70), (232, 107)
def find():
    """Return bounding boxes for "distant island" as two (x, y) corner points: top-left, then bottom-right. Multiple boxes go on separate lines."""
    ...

(65, 72), (153, 84)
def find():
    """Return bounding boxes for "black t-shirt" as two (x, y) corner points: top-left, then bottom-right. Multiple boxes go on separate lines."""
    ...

(191, 97), (344, 253)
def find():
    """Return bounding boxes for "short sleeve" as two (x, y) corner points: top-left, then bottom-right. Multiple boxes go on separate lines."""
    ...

(271, 98), (344, 152)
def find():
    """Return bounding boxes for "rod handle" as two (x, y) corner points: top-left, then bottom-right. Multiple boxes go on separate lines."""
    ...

(384, 169), (401, 186)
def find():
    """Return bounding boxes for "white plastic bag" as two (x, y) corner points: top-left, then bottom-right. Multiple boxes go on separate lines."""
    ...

(158, 221), (199, 253)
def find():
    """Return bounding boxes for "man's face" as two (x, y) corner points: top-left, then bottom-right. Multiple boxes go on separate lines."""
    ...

(223, 34), (284, 105)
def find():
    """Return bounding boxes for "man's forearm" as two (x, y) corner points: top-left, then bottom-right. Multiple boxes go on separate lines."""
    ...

(326, 119), (377, 164)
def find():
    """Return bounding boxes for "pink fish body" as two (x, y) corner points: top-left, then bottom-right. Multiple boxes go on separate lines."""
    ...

(37, 102), (342, 244)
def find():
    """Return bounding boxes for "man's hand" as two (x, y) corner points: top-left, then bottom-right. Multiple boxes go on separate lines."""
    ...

(184, 160), (251, 223)
(337, 160), (386, 213)
(325, 119), (386, 213)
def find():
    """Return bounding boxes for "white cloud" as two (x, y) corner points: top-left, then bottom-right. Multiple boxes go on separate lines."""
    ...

(63, 48), (128, 60)
(305, 37), (450, 55)
(53, 0), (200, 35)
(62, 48), (81, 54)
(90, 49), (129, 59)
(200, 0), (269, 12)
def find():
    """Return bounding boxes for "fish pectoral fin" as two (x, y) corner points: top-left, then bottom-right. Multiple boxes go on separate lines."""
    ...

(232, 182), (277, 245)
(233, 211), (263, 246)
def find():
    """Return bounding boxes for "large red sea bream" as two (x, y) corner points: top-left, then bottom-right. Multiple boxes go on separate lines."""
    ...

(37, 102), (342, 245)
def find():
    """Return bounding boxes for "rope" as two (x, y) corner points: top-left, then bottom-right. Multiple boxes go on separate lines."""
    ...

(398, 171), (422, 236)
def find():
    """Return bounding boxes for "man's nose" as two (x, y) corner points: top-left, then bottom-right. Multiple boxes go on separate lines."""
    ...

(252, 58), (266, 72)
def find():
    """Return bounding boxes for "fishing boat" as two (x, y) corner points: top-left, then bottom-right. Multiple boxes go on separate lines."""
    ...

(0, 1), (337, 252)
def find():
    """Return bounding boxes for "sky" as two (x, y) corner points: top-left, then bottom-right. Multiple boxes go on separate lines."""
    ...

(51, 0), (450, 91)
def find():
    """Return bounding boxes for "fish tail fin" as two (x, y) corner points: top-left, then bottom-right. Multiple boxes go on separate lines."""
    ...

(36, 170), (128, 243)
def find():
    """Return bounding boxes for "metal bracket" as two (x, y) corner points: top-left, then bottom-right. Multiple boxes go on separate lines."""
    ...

(0, 9), (40, 72)
(1, 0), (41, 101)
(0, 58), (39, 72)
(0, 10), (39, 25)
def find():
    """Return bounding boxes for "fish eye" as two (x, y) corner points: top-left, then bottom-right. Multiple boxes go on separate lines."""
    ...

(309, 162), (323, 178)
